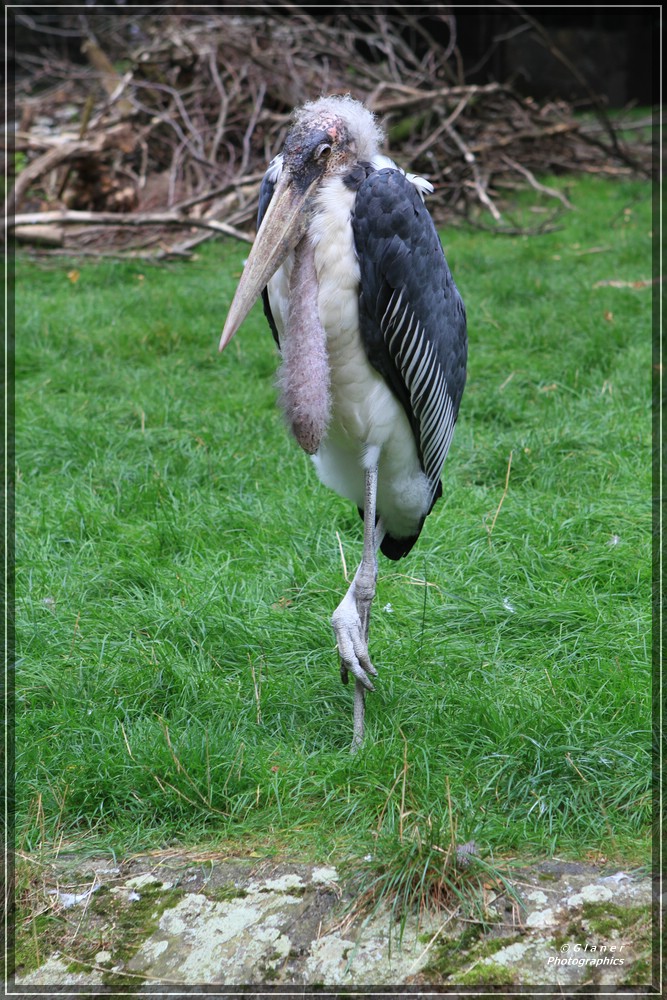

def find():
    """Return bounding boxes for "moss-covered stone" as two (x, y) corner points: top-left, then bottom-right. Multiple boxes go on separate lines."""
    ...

(619, 955), (652, 986)
(563, 919), (589, 947)
(459, 960), (517, 986)
(13, 913), (67, 977)
(581, 901), (647, 934)
(65, 959), (95, 975)
(87, 884), (186, 987)
(204, 884), (249, 903)
(422, 926), (525, 983)
(15, 855), (654, 989)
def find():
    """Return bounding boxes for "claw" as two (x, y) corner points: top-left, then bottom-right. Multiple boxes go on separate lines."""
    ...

(332, 595), (378, 691)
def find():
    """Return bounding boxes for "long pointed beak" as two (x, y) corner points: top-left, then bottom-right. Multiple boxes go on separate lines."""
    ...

(219, 172), (315, 352)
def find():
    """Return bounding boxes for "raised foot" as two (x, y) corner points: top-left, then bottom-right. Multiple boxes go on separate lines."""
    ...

(331, 586), (378, 691)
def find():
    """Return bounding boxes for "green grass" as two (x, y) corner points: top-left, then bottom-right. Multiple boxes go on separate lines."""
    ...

(14, 175), (652, 874)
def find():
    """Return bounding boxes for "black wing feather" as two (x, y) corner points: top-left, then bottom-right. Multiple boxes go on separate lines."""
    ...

(352, 169), (468, 556)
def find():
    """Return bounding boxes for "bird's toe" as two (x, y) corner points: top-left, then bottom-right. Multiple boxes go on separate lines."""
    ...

(332, 605), (377, 690)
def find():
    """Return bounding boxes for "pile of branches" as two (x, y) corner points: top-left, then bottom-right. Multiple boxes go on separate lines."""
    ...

(9, 9), (654, 259)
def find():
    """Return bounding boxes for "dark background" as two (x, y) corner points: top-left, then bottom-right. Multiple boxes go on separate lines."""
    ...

(10, 6), (659, 110)
(455, 8), (656, 108)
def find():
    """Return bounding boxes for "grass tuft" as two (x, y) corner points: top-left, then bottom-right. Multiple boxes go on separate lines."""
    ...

(342, 736), (520, 942)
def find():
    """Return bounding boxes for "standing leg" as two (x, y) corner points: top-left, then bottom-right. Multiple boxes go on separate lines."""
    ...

(351, 463), (383, 752)
(331, 458), (385, 752)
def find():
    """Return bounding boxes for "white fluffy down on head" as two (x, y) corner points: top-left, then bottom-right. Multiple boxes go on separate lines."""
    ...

(293, 95), (384, 162)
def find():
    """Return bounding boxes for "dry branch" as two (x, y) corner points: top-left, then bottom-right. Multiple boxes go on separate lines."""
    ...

(6, 124), (136, 218)
(12, 209), (253, 242)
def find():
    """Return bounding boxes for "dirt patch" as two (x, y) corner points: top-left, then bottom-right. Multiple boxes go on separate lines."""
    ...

(13, 852), (654, 989)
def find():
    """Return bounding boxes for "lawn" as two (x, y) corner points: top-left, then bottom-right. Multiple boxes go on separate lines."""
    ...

(14, 174), (652, 871)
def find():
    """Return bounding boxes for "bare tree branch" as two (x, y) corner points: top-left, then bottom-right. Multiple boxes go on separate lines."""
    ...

(10, 209), (253, 243)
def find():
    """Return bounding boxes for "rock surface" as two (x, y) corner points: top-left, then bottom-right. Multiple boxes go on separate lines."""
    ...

(14, 853), (654, 989)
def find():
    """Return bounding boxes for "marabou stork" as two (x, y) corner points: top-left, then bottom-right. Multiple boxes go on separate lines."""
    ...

(219, 95), (467, 750)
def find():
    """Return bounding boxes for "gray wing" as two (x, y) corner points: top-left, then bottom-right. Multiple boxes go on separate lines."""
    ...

(352, 168), (468, 507)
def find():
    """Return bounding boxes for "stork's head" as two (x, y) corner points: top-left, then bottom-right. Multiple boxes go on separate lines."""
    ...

(219, 96), (382, 351)
(282, 95), (383, 184)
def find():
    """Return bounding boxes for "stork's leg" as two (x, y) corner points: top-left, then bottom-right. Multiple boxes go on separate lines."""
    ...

(331, 457), (385, 752)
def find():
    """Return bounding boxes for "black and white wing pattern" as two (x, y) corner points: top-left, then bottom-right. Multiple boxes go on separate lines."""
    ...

(352, 168), (468, 507)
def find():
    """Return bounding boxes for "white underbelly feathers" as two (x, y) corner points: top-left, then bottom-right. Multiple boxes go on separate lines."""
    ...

(313, 336), (430, 541)
(269, 177), (431, 541)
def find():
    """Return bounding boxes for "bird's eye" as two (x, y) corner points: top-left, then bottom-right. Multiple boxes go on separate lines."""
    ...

(315, 143), (332, 161)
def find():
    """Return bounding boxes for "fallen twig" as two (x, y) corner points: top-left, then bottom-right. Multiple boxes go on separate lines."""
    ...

(10, 209), (252, 242)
